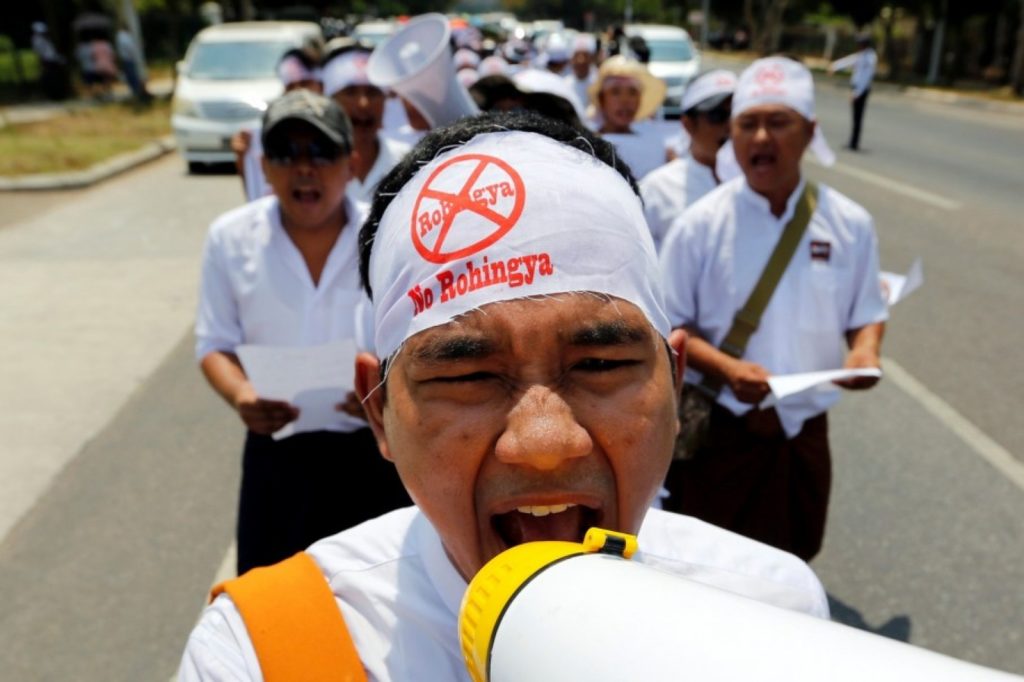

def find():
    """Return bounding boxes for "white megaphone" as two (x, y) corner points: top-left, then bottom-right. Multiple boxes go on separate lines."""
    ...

(367, 13), (480, 129)
(460, 528), (1022, 682)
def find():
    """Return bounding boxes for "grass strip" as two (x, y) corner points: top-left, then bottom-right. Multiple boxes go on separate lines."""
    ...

(0, 99), (170, 176)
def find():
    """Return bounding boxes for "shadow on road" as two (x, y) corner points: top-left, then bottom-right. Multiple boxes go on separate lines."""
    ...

(828, 593), (913, 642)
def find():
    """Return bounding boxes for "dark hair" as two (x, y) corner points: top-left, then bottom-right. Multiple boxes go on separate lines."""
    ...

(278, 47), (319, 72)
(322, 40), (372, 67)
(358, 110), (640, 298)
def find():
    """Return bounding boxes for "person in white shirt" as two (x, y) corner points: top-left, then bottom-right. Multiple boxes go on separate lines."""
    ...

(196, 91), (411, 575)
(659, 57), (887, 561)
(31, 22), (67, 100)
(829, 34), (877, 151)
(180, 111), (830, 681)
(588, 55), (670, 180)
(565, 33), (597, 110)
(322, 45), (411, 204)
(639, 69), (737, 251)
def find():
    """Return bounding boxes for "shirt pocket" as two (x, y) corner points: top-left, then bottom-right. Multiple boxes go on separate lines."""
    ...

(798, 262), (841, 336)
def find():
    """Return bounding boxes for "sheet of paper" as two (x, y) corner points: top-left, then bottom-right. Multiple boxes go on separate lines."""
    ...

(767, 367), (882, 402)
(880, 258), (923, 306)
(236, 340), (358, 440)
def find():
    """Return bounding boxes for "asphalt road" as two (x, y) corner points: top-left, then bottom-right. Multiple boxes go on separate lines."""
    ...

(0, 72), (1022, 680)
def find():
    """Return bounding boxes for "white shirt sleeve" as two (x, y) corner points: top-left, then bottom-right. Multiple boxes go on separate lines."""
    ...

(194, 224), (243, 361)
(178, 595), (263, 682)
(829, 53), (859, 72)
(845, 212), (889, 330)
(659, 211), (703, 329)
(192, 223), (241, 360)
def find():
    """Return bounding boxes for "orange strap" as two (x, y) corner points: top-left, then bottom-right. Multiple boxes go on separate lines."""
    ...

(211, 552), (368, 682)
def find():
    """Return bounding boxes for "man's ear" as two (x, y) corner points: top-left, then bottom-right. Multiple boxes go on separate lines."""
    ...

(668, 327), (688, 396)
(355, 352), (393, 462)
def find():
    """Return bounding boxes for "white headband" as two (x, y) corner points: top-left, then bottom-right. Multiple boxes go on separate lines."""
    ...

(323, 50), (372, 97)
(277, 55), (321, 87)
(733, 57), (834, 166)
(369, 131), (670, 360)
(681, 69), (736, 112)
(573, 34), (597, 55)
(733, 57), (815, 119)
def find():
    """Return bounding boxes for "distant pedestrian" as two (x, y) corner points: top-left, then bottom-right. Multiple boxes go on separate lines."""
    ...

(639, 69), (737, 252)
(31, 22), (68, 100)
(74, 40), (100, 98)
(564, 33), (597, 116)
(829, 34), (877, 151)
(116, 24), (150, 102)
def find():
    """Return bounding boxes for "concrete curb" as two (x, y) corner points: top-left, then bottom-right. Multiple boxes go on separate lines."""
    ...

(0, 135), (177, 191)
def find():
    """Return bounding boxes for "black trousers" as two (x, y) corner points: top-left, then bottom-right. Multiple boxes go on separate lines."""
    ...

(849, 88), (870, 150)
(236, 428), (412, 575)
(663, 405), (831, 561)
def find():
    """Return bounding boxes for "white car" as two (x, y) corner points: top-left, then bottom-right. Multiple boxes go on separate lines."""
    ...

(351, 20), (396, 47)
(624, 24), (701, 118)
(171, 21), (322, 171)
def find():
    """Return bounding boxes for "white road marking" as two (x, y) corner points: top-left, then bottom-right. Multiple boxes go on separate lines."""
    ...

(808, 157), (963, 211)
(885, 357), (1024, 493)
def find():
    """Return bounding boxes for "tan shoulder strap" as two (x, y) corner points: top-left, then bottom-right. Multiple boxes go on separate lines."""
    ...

(211, 552), (368, 682)
(700, 181), (819, 395)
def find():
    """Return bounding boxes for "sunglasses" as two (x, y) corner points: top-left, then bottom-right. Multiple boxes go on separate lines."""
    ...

(265, 139), (343, 167)
(702, 106), (731, 124)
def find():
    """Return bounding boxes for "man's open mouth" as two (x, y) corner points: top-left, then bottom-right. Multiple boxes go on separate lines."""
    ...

(751, 152), (776, 167)
(491, 503), (602, 547)
(292, 187), (322, 203)
(350, 116), (376, 128)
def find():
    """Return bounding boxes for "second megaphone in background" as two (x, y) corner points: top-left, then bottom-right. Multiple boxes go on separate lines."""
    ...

(368, 13), (480, 129)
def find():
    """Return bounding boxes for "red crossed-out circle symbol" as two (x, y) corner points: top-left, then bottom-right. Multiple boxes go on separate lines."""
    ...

(410, 153), (526, 264)
(755, 64), (785, 85)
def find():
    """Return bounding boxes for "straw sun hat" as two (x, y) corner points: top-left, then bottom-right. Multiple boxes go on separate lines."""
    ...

(587, 55), (667, 122)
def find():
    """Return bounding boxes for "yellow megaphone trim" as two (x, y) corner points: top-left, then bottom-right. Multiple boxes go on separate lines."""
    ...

(459, 528), (638, 682)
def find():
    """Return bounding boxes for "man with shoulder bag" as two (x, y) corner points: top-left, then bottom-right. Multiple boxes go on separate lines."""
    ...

(660, 58), (888, 561)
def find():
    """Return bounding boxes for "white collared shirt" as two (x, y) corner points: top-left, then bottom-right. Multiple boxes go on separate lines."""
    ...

(639, 155), (719, 252)
(178, 506), (829, 681)
(346, 134), (411, 204)
(660, 176), (888, 437)
(565, 67), (596, 119)
(194, 195), (370, 432)
(831, 48), (877, 97)
(600, 130), (669, 182)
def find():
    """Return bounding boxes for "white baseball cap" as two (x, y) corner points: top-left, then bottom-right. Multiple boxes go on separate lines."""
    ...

(681, 69), (737, 113)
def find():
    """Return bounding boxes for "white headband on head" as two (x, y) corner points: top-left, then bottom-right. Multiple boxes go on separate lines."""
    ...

(277, 55), (321, 87)
(681, 69), (737, 112)
(369, 131), (670, 360)
(323, 51), (372, 97)
(573, 34), (597, 55)
(733, 57), (834, 166)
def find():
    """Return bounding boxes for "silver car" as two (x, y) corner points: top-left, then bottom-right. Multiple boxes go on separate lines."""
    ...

(624, 24), (701, 119)
(171, 21), (322, 171)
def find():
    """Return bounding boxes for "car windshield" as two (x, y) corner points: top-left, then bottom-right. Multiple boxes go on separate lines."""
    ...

(645, 39), (693, 62)
(187, 40), (293, 79)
